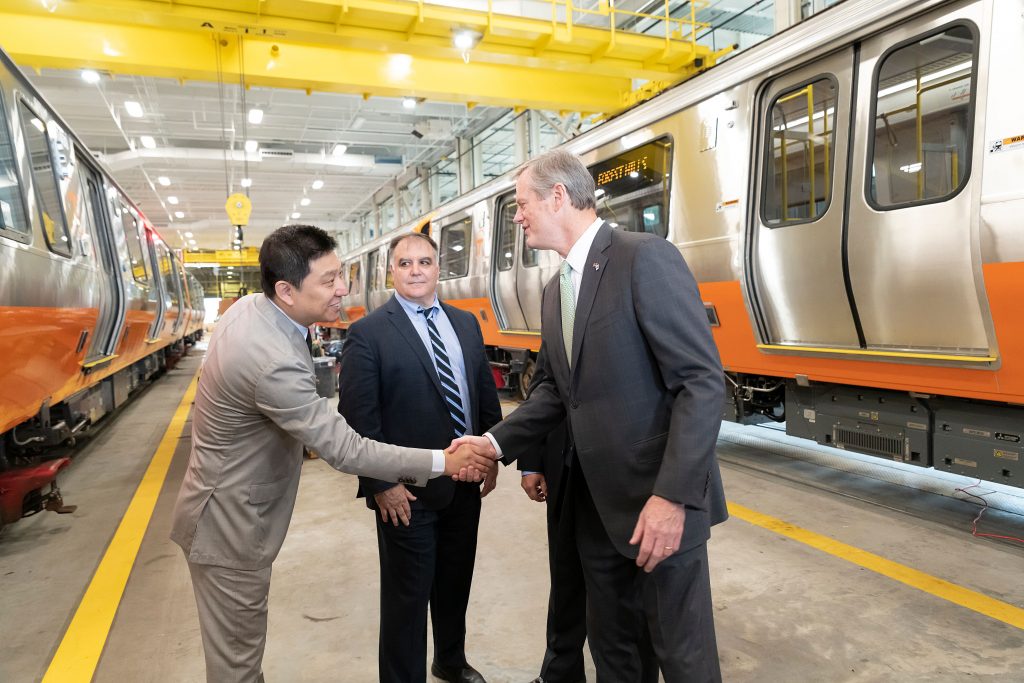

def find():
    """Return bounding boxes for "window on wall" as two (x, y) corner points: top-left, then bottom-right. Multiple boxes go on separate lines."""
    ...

(869, 23), (977, 208)
(589, 137), (672, 238)
(495, 197), (517, 272)
(18, 101), (71, 255)
(0, 92), (29, 239)
(439, 218), (471, 280)
(762, 77), (838, 225)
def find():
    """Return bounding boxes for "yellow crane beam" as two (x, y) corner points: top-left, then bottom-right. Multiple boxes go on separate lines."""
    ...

(0, 0), (723, 114)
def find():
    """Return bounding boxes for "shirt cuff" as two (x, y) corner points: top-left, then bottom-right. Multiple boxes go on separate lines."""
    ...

(483, 432), (503, 458)
(429, 450), (445, 478)
(521, 471), (539, 476)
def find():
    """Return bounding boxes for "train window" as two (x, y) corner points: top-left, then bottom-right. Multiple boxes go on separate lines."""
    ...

(522, 240), (540, 267)
(495, 198), (517, 272)
(18, 101), (72, 255)
(762, 76), (838, 225)
(0, 92), (30, 239)
(120, 205), (148, 282)
(385, 246), (395, 290)
(347, 261), (362, 296)
(158, 245), (180, 306)
(439, 217), (471, 280)
(367, 249), (380, 291)
(589, 137), (672, 238)
(868, 23), (977, 209)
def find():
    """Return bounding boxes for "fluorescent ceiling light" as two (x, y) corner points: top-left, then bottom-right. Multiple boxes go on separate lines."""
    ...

(140, 135), (156, 149)
(174, 210), (185, 218)
(291, 211), (301, 219)
(311, 179), (324, 190)
(167, 196), (179, 205)
(240, 178), (252, 188)
(878, 61), (972, 99)
(245, 139), (258, 153)
(248, 108), (264, 124)
(900, 162), (922, 173)
(332, 143), (347, 157)
(453, 29), (480, 51)
(157, 176), (171, 186)
(124, 100), (144, 118)
(184, 231), (194, 238)
(188, 239), (197, 245)
(402, 97), (417, 110)
(81, 69), (100, 84)
(300, 197), (311, 206)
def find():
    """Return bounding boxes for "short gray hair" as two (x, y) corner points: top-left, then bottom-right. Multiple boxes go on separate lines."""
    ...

(518, 149), (596, 211)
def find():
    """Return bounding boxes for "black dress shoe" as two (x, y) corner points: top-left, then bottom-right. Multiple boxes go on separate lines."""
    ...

(430, 660), (486, 683)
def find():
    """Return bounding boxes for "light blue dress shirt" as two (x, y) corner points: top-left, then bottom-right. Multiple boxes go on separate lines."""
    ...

(394, 293), (475, 435)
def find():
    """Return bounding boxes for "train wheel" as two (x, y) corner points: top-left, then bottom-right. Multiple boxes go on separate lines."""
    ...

(518, 359), (536, 401)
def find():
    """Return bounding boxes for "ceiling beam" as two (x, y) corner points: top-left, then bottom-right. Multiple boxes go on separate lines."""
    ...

(0, 0), (722, 114)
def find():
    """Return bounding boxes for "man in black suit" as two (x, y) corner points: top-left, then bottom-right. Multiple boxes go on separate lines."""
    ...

(339, 232), (503, 683)
(457, 149), (727, 681)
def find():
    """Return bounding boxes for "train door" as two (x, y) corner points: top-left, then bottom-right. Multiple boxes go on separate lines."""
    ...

(141, 224), (165, 339)
(845, 14), (991, 356)
(80, 162), (125, 362)
(746, 48), (860, 349)
(491, 193), (529, 331)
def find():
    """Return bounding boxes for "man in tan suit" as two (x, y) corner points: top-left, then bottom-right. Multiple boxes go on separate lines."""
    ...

(171, 224), (493, 683)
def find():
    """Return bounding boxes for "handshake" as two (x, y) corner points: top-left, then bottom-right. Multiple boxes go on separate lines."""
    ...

(441, 435), (499, 482)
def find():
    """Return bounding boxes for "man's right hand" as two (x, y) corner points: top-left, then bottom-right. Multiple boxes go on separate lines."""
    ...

(521, 473), (548, 502)
(443, 439), (496, 481)
(374, 484), (417, 527)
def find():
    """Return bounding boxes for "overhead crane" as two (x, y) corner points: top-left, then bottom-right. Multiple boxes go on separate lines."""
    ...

(0, 0), (731, 115)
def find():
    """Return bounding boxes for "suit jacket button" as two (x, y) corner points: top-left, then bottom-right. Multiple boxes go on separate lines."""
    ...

(571, 400), (579, 409)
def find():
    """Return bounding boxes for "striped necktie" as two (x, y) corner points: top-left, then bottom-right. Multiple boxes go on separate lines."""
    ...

(419, 308), (468, 437)
(560, 260), (575, 366)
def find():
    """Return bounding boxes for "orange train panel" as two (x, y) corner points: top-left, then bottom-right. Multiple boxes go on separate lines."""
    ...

(444, 297), (542, 353)
(701, 261), (1024, 405)
(0, 306), (99, 433)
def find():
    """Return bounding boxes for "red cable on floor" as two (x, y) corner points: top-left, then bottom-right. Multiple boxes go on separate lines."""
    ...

(954, 481), (1024, 545)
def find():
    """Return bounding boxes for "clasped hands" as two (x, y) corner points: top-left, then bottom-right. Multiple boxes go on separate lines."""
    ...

(443, 434), (498, 484)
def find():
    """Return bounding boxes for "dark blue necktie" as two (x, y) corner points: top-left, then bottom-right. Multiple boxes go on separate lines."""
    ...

(420, 308), (467, 437)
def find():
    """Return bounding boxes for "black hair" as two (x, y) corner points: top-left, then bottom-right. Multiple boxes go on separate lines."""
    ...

(259, 224), (337, 297)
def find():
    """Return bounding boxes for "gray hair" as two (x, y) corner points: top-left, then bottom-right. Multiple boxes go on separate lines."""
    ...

(517, 149), (596, 211)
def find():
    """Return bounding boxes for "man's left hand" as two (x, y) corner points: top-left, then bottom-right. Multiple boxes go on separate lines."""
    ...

(628, 495), (685, 573)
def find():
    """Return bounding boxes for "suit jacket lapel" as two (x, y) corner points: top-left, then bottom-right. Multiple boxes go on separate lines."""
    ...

(569, 223), (612, 370)
(385, 296), (446, 400)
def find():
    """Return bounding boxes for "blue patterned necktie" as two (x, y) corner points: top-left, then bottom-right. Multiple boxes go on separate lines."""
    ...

(419, 308), (468, 437)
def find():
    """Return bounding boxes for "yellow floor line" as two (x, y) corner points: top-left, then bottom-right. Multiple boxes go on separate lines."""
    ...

(728, 502), (1024, 630)
(43, 371), (199, 682)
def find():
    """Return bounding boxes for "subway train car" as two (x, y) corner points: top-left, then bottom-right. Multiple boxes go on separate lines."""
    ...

(338, 0), (1024, 487)
(0, 45), (204, 529)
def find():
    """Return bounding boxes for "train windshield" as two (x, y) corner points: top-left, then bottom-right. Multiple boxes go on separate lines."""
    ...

(589, 138), (672, 238)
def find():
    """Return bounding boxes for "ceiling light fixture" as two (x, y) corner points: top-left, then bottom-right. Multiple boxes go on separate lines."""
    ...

(311, 179), (324, 190)
(332, 143), (347, 157)
(402, 97), (418, 110)
(300, 197), (311, 206)
(291, 211), (301, 219)
(140, 135), (156, 149)
(124, 100), (144, 118)
(240, 177), (252, 188)
(248, 108), (264, 124)
(167, 196), (179, 205)
(452, 29), (481, 52)
(184, 231), (194, 238)
(175, 210), (185, 218)
(81, 69), (101, 84)
(245, 140), (258, 154)
(157, 176), (171, 186)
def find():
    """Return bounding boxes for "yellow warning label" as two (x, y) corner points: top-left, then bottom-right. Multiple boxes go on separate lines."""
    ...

(989, 135), (1024, 153)
(993, 449), (1020, 461)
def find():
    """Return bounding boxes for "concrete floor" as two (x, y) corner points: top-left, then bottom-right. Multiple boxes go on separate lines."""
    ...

(2, 349), (1023, 682)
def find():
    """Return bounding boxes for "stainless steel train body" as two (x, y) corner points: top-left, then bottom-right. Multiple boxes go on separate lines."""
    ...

(339, 0), (1024, 486)
(0, 46), (204, 477)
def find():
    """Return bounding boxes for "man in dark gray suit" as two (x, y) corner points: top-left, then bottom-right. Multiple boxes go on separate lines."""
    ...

(171, 225), (494, 683)
(456, 150), (727, 682)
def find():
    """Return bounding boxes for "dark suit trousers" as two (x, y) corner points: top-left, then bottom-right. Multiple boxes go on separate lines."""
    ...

(569, 457), (722, 683)
(375, 482), (481, 683)
(540, 464), (588, 683)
